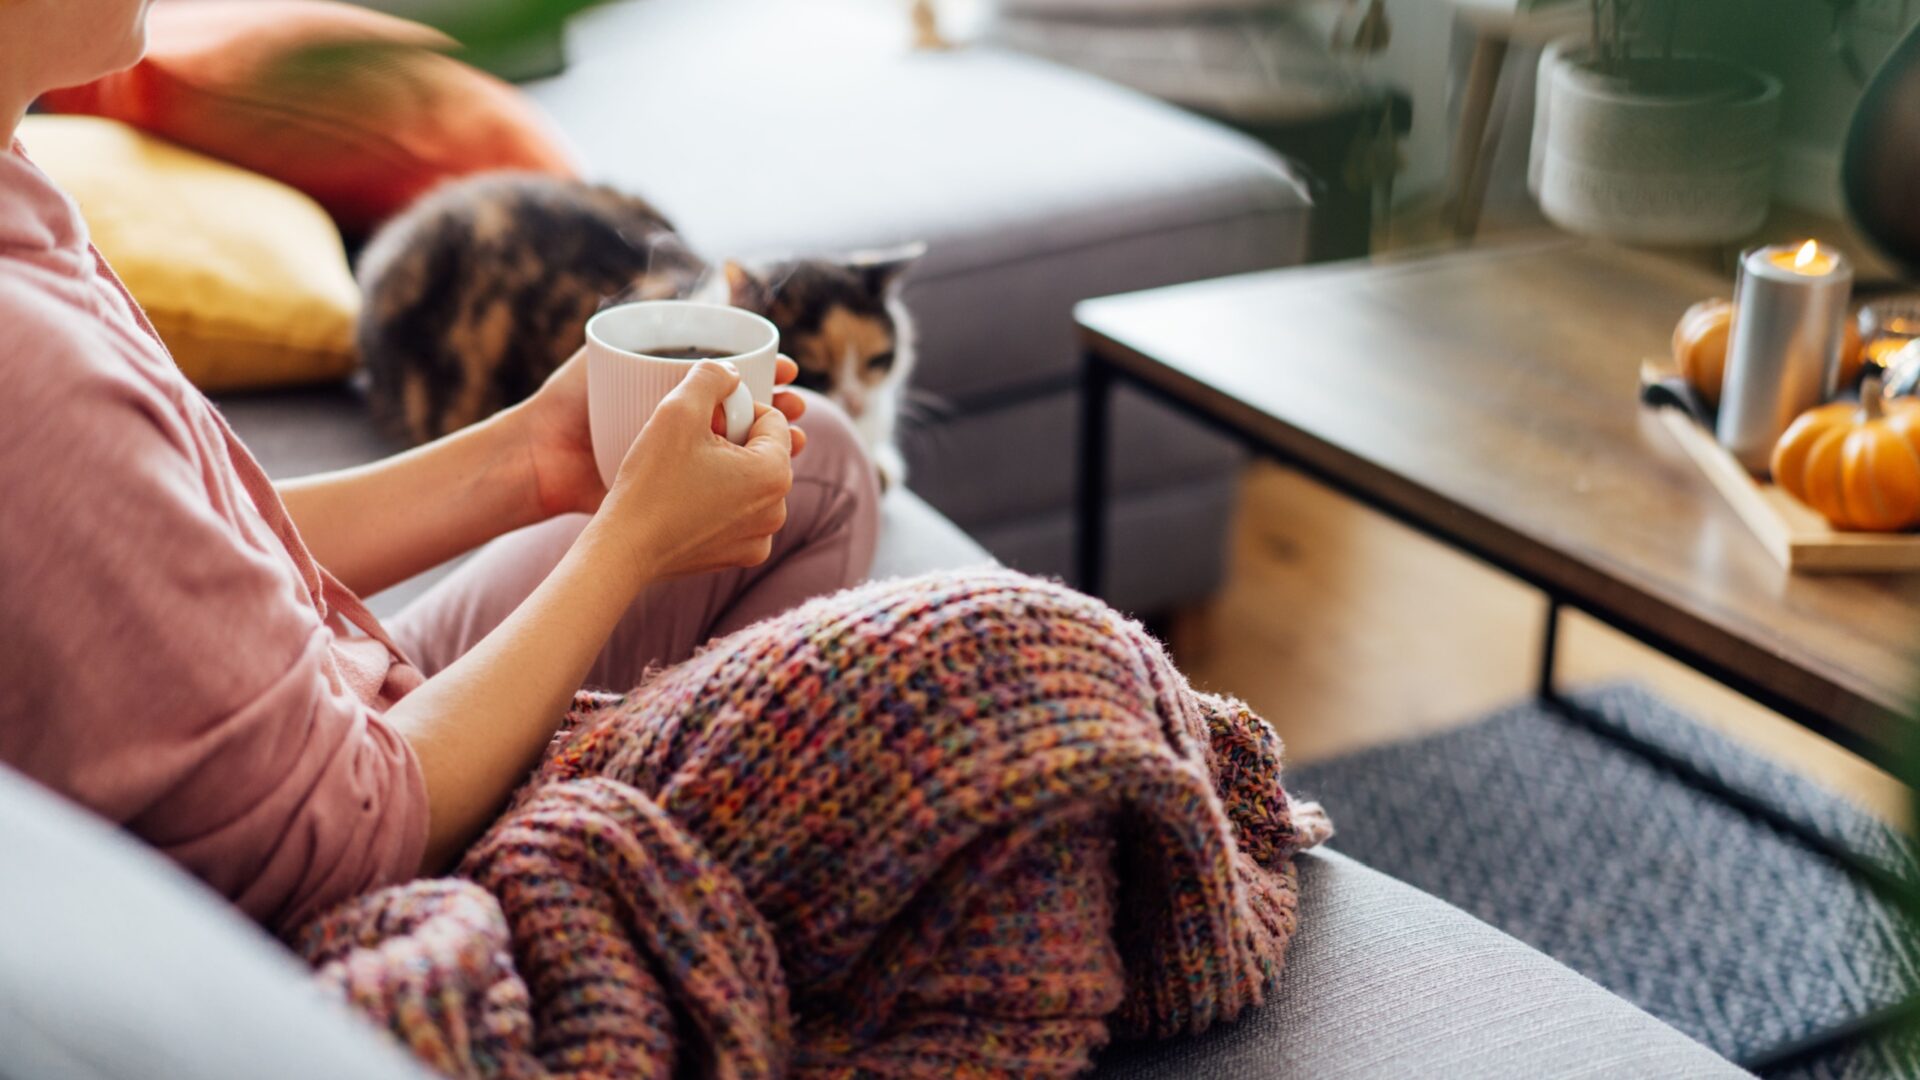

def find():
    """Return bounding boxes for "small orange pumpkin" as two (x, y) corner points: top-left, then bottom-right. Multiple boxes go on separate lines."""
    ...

(1676, 300), (1866, 405)
(1771, 377), (1920, 531)
(1673, 298), (1733, 407)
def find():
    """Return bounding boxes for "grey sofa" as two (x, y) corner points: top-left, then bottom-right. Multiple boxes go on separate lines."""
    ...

(507, 0), (1307, 616)
(6, 389), (1724, 1079)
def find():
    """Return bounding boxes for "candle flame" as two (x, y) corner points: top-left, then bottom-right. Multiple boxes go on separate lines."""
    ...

(1794, 240), (1820, 270)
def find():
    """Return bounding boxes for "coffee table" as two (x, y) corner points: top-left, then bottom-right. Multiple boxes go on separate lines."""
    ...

(1074, 239), (1920, 773)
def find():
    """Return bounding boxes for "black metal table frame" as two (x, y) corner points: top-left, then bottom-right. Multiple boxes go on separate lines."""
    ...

(1074, 347), (1914, 1072)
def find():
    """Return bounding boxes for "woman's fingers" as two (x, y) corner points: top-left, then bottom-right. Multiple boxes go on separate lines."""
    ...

(667, 360), (742, 413)
(776, 354), (799, 386)
(744, 403), (795, 459)
(771, 389), (808, 454)
(653, 361), (742, 439)
(773, 389), (806, 421)
(601, 369), (809, 580)
(764, 393), (810, 455)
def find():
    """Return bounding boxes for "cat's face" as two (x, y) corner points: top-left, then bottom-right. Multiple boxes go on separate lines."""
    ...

(724, 245), (923, 422)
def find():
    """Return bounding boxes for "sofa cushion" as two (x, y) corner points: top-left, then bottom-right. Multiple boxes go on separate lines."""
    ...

(1000, 0), (1298, 14)
(43, 0), (580, 234)
(872, 485), (998, 581)
(19, 115), (362, 393)
(990, 8), (1375, 125)
(1093, 849), (1748, 1079)
(978, 469), (1239, 615)
(525, 0), (1310, 406)
(904, 382), (1238, 529)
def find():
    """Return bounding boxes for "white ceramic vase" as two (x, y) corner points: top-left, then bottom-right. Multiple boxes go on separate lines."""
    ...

(1528, 38), (1782, 246)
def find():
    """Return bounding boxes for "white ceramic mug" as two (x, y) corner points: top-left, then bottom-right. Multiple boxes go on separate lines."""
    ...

(585, 301), (780, 488)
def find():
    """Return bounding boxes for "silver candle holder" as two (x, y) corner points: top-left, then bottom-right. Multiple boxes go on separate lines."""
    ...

(1719, 241), (1853, 473)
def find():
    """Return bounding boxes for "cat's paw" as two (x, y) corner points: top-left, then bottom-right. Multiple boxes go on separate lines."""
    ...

(874, 443), (908, 493)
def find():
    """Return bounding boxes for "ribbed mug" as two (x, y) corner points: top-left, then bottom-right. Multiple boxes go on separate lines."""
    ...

(585, 301), (779, 487)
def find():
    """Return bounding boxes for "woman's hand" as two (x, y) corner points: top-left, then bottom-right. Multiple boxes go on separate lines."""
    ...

(598, 361), (796, 579)
(391, 361), (799, 873)
(516, 347), (811, 522)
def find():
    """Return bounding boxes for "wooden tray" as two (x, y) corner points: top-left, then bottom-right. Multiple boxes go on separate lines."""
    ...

(1642, 359), (1920, 573)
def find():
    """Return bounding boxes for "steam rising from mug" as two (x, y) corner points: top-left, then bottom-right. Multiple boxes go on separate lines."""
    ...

(585, 302), (780, 488)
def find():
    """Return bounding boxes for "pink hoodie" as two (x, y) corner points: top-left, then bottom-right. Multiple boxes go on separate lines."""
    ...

(0, 141), (428, 934)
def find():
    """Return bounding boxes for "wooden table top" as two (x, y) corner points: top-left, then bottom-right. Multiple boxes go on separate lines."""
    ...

(1077, 239), (1919, 768)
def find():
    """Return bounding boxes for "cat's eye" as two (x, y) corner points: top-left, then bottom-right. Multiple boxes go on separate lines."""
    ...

(866, 352), (895, 372)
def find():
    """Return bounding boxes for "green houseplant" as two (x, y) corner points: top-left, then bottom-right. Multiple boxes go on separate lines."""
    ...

(274, 0), (615, 84)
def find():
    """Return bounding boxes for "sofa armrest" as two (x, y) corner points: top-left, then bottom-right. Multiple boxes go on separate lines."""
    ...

(1093, 849), (1749, 1079)
(0, 766), (432, 1080)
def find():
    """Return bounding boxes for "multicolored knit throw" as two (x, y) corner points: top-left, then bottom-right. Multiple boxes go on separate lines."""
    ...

(295, 570), (1331, 1078)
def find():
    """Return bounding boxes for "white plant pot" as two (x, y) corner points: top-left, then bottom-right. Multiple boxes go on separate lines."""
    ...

(1528, 38), (1782, 245)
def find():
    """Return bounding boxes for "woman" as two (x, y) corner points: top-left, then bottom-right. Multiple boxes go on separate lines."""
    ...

(0, 0), (879, 933)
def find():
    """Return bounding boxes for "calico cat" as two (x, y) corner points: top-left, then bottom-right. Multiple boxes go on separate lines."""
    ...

(354, 172), (922, 484)
(721, 256), (919, 487)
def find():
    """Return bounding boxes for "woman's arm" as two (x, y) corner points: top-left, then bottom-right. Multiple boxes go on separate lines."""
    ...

(1, 308), (436, 933)
(278, 351), (808, 599)
(276, 410), (544, 598)
(384, 361), (797, 872)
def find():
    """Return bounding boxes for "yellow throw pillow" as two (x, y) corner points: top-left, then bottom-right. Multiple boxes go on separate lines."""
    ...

(18, 115), (360, 392)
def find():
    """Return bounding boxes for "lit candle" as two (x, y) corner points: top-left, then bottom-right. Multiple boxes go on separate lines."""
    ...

(1719, 240), (1853, 473)
(1768, 239), (1838, 276)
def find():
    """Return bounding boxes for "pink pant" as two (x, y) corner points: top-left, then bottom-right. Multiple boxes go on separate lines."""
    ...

(390, 392), (881, 690)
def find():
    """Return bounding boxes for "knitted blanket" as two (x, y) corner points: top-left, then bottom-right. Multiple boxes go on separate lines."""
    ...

(296, 570), (1330, 1078)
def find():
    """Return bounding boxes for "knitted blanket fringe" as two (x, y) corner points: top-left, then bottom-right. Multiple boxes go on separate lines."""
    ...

(296, 570), (1331, 1078)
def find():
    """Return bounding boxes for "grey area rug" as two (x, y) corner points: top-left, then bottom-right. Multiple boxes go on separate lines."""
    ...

(1288, 684), (1920, 1078)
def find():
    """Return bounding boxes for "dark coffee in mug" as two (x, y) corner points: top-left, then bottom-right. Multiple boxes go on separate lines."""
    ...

(646, 346), (734, 360)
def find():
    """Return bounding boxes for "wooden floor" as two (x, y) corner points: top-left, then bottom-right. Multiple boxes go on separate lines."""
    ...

(1171, 463), (1913, 828)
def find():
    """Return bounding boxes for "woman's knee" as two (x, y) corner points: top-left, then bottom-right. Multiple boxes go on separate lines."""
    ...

(792, 390), (871, 482)
(793, 390), (879, 510)
(747, 389), (877, 584)
(389, 514), (590, 676)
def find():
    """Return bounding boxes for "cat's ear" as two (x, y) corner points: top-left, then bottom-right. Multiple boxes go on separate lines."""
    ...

(849, 242), (927, 297)
(723, 260), (764, 310)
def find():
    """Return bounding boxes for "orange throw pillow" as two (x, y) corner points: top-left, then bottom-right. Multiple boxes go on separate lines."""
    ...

(42, 0), (579, 234)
